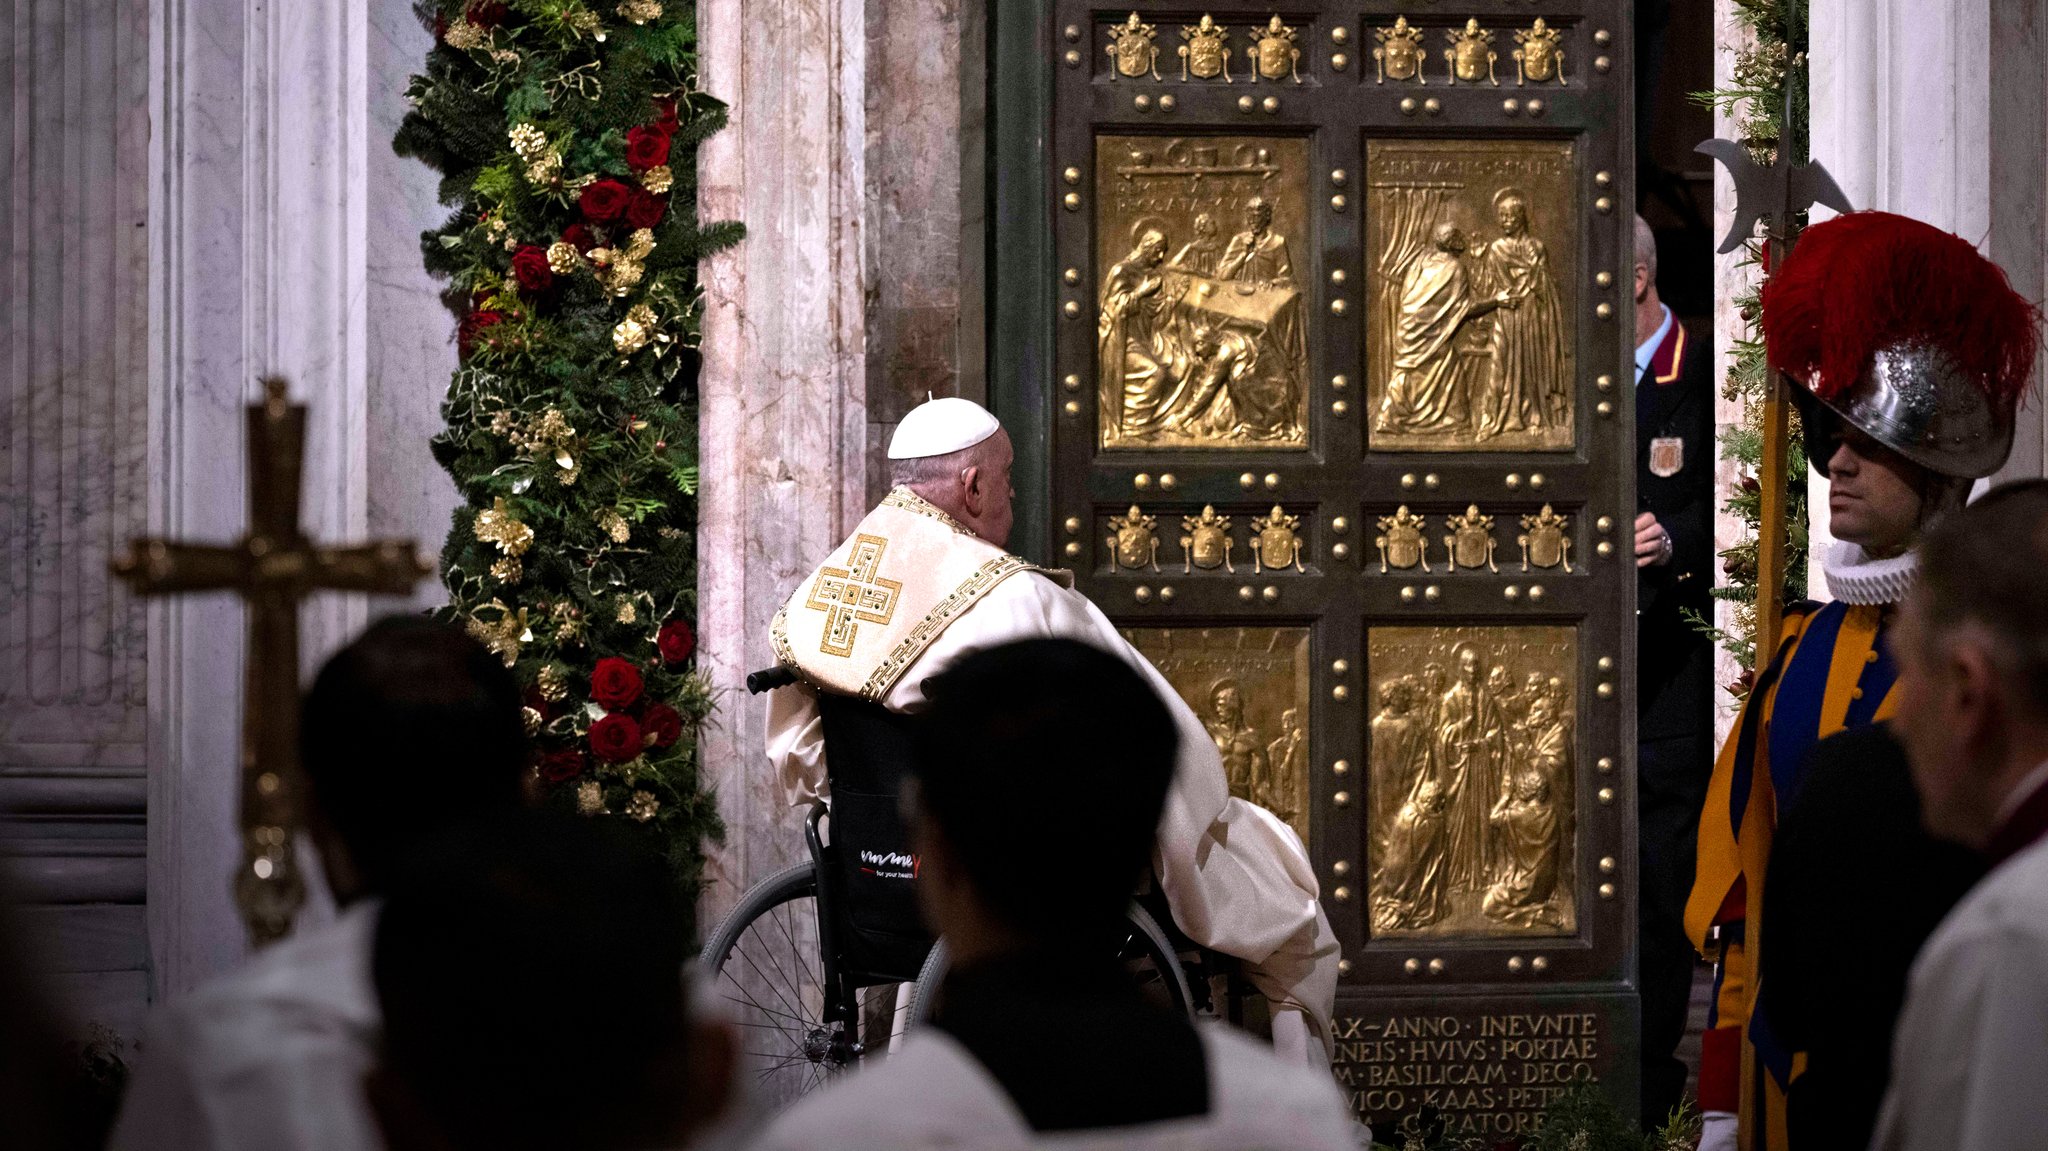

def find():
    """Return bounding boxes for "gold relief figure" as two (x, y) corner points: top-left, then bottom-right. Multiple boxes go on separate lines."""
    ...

(1433, 644), (1510, 893)
(1264, 708), (1308, 829)
(1251, 505), (1305, 573)
(1179, 16), (1232, 82)
(1107, 12), (1162, 80)
(1367, 626), (1576, 938)
(1374, 17), (1428, 84)
(1364, 140), (1576, 453)
(1444, 19), (1498, 86)
(1168, 213), (1225, 276)
(1218, 196), (1294, 283)
(1095, 137), (1311, 450)
(1250, 15), (1302, 84)
(1443, 506), (1498, 572)
(1207, 678), (1272, 811)
(1181, 506), (1235, 572)
(1107, 505), (1162, 572)
(1122, 627), (1311, 843)
(1373, 224), (1516, 436)
(1476, 189), (1571, 441)
(1518, 504), (1573, 571)
(1097, 230), (1174, 435)
(1483, 683), (1571, 927)
(1513, 18), (1567, 86)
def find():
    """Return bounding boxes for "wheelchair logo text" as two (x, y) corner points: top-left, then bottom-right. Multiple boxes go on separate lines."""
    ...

(859, 850), (920, 880)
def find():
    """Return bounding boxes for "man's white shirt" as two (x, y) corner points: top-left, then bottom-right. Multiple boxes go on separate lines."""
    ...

(109, 901), (383, 1151)
(751, 1023), (1359, 1151)
(1870, 831), (2048, 1151)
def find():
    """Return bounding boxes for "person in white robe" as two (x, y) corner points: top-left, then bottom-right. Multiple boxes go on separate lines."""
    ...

(764, 397), (1340, 1059)
(755, 638), (1357, 1151)
(1870, 482), (2048, 1151)
(108, 619), (532, 1151)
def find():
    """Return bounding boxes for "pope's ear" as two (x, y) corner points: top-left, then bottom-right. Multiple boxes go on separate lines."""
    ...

(960, 463), (984, 507)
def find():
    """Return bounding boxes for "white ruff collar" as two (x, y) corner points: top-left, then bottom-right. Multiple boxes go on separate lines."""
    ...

(1821, 540), (1919, 606)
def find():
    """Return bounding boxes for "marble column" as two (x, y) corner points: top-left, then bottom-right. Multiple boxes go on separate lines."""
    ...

(144, 0), (455, 998)
(1708, 2), (1758, 744)
(1808, 0), (2048, 591)
(0, 0), (153, 1039)
(696, 0), (877, 926)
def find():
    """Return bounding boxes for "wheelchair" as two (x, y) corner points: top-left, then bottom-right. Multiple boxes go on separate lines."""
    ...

(701, 665), (1243, 1103)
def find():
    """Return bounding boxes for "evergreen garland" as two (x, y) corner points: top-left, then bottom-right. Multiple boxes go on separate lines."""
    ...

(1687, 0), (1812, 694)
(395, 0), (741, 922)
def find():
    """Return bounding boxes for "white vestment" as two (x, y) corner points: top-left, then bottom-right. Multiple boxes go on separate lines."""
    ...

(1869, 831), (2048, 1151)
(766, 491), (1338, 1041)
(750, 1024), (1359, 1151)
(108, 902), (383, 1151)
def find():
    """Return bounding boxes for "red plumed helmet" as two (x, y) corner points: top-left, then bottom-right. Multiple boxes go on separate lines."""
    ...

(1763, 210), (2044, 478)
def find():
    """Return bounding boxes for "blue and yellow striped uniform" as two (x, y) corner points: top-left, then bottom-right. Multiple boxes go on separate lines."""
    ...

(1686, 599), (1899, 1150)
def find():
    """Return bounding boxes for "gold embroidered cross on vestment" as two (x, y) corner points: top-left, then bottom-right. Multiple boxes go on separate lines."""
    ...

(805, 534), (903, 657)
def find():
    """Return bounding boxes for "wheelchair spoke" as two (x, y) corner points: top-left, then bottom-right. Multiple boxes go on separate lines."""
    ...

(706, 882), (859, 1106)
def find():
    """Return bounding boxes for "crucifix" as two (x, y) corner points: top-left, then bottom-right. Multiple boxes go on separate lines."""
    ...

(1696, 120), (1853, 652)
(112, 378), (434, 945)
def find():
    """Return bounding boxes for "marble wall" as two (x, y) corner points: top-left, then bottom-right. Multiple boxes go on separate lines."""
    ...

(0, 0), (153, 1040)
(695, 0), (985, 928)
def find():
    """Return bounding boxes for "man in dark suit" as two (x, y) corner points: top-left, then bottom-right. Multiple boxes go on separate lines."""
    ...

(1632, 214), (1716, 1129)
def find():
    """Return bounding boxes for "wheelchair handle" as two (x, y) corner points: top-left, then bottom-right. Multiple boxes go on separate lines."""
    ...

(746, 665), (800, 695)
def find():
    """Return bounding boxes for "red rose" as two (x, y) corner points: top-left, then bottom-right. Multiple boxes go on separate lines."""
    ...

(656, 620), (695, 666)
(625, 125), (672, 170)
(561, 223), (596, 254)
(589, 713), (643, 763)
(590, 657), (644, 710)
(641, 703), (683, 750)
(458, 310), (503, 357)
(579, 178), (634, 223)
(624, 188), (668, 230)
(537, 749), (585, 782)
(510, 244), (554, 293)
(653, 97), (679, 127)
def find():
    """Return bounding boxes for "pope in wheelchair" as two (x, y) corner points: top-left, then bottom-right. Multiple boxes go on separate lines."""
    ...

(762, 396), (1339, 1060)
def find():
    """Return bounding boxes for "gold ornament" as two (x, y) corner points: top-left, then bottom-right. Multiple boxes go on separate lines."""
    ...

(490, 556), (523, 583)
(536, 663), (570, 702)
(613, 315), (651, 355)
(625, 229), (656, 260)
(625, 790), (661, 823)
(601, 511), (631, 543)
(474, 498), (535, 557)
(617, 0), (663, 24)
(576, 780), (607, 815)
(640, 165), (673, 193)
(615, 596), (638, 625)
(546, 241), (580, 275)
(567, 10), (604, 37)
(521, 707), (543, 737)
(466, 602), (532, 666)
(444, 20), (486, 50)
(501, 236), (519, 252)
(524, 151), (562, 185)
(604, 260), (644, 297)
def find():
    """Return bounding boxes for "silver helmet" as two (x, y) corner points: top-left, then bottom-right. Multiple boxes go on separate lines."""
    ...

(1797, 342), (2016, 480)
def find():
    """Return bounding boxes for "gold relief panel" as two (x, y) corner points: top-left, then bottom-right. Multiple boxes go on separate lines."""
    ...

(1366, 625), (1577, 939)
(1124, 627), (1312, 844)
(1365, 139), (1576, 453)
(1096, 136), (1312, 452)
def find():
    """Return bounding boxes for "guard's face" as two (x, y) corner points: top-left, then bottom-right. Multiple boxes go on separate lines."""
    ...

(1826, 427), (1924, 555)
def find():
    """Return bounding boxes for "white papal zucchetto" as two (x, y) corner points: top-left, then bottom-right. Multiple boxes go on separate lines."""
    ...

(886, 395), (1002, 460)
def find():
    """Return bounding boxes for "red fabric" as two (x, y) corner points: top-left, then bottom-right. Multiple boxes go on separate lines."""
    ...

(1716, 874), (1747, 924)
(1699, 1025), (1742, 1113)
(1763, 211), (2041, 409)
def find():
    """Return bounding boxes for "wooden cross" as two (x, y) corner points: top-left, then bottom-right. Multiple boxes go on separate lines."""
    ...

(112, 378), (433, 945)
(1696, 121), (1854, 653)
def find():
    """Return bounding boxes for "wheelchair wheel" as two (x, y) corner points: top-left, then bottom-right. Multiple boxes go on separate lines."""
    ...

(907, 900), (1194, 1024)
(701, 863), (898, 1102)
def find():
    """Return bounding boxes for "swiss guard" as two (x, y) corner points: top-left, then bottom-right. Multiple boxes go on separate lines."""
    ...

(1687, 211), (2042, 1151)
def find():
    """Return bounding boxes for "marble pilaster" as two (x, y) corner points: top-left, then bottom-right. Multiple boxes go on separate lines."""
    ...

(1709, 2), (1758, 744)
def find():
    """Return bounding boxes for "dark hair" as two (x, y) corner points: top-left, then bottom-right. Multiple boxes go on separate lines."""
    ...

(912, 638), (1178, 944)
(299, 616), (527, 887)
(1916, 478), (2048, 714)
(373, 810), (691, 1151)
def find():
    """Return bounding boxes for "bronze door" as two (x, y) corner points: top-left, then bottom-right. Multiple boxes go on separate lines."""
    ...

(996, 1), (1637, 1133)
